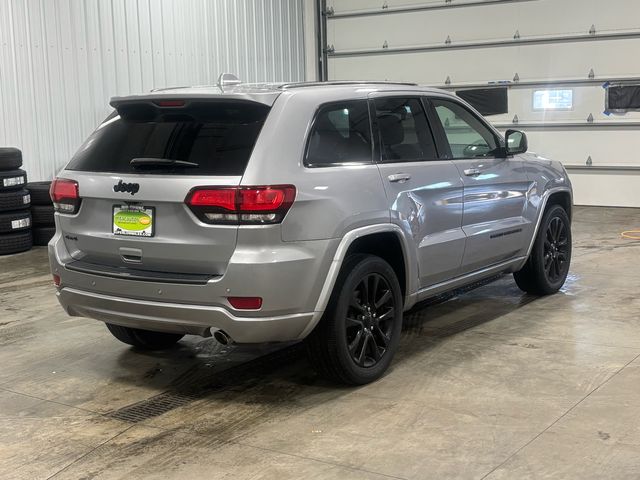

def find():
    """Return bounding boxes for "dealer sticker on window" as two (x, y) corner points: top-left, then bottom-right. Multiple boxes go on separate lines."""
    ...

(3, 176), (24, 187)
(113, 205), (155, 237)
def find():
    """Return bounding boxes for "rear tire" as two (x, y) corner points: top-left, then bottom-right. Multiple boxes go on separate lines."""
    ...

(514, 204), (572, 295)
(0, 148), (22, 170)
(26, 181), (52, 205)
(0, 188), (31, 212)
(306, 254), (403, 385)
(30, 204), (55, 227)
(33, 226), (55, 246)
(0, 210), (31, 234)
(105, 323), (184, 350)
(0, 231), (33, 256)
(0, 169), (27, 192)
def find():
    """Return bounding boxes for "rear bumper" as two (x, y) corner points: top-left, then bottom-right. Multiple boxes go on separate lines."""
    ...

(57, 287), (316, 343)
(49, 227), (338, 343)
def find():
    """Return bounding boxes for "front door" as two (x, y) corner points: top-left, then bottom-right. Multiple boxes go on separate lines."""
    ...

(427, 97), (532, 273)
(372, 95), (466, 288)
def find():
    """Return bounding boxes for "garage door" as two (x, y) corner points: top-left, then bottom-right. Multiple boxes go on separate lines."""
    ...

(321, 0), (640, 207)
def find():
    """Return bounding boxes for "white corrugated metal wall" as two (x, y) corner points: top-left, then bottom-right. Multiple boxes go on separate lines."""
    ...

(322, 0), (640, 207)
(0, 0), (306, 182)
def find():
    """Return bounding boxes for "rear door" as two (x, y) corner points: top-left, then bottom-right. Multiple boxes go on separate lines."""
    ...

(57, 99), (271, 276)
(426, 97), (532, 273)
(372, 95), (465, 288)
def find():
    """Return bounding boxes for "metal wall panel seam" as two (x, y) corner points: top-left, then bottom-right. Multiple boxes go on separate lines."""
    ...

(23, 0), (42, 176)
(6, 1), (21, 147)
(440, 76), (640, 90)
(330, 30), (640, 57)
(40, 0), (58, 180)
(328, 0), (541, 18)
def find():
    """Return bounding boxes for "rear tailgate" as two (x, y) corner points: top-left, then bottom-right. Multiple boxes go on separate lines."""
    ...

(56, 98), (271, 277)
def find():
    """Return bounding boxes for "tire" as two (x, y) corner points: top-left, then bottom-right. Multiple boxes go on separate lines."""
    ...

(0, 231), (33, 256)
(0, 148), (22, 170)
(0, 169), (27, 191)
(514, 204), (572, 295)
(0, 188), (31, 212)
(26, 181), (52, 205)
(30, 204), (55, 227)
(33, 226), (55, 246)
(0, 210), (31, 234)
(306, 254), (403, 385)
(106, 323), (184, 350)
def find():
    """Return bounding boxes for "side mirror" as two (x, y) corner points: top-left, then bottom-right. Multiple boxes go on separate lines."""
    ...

(505, 129), (528, 155)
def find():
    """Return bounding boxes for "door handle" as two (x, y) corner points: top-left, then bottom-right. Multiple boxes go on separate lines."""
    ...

(464, 168), (481, 177)
(388, 173), (411, 183)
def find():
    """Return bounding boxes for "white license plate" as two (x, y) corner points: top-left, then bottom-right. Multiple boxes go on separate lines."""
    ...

(112, 205), (155, 237)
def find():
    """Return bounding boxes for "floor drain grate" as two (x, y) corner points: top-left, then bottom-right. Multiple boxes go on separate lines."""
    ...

(109, 392), (199, 423)
(108, 344), (305, 424)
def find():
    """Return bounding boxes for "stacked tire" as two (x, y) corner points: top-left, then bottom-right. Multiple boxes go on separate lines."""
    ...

(27, 181), (55, 246)
(0, 148), (32, 255)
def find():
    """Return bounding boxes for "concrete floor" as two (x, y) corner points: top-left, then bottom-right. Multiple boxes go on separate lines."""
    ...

(1, 206), (639, 480)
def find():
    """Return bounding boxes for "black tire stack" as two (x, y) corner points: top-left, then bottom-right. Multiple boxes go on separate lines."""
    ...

(27, 181), (55, 245)
(0, 148), (33, 255)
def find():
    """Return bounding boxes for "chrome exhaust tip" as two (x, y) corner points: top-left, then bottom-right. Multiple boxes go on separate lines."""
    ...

(213, 329), (233, 345)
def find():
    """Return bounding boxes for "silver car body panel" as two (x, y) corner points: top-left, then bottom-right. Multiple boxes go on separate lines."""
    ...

(57, 288), (314, 343)
(50, 82), (572, 343)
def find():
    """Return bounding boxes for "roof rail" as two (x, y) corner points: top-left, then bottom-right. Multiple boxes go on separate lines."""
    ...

(279, 80), (418, 89)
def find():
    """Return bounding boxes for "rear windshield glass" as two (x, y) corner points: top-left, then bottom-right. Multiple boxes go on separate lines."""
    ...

(66, 101), (270, 175)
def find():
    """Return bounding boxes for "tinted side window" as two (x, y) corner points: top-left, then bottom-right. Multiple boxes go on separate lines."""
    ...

(431, 99), (498, 159)
(374, 97), (437, 162)
(66, 101), (270, 176)
(305, 101), (372, 167)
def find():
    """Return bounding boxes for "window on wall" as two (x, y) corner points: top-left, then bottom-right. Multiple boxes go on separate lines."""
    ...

(456, 87), (508, 116)
(533, 89), (573, 111)
(607, 85), (640, 111)
(305, 101), (372, 167)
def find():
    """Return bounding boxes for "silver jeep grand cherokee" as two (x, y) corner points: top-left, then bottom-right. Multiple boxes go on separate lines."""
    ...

(49, 80), (572, 384)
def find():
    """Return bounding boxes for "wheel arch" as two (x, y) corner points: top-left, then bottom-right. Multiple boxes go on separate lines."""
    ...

(523, 186), (573, 262)
(546, 190), (573, 221)
(344, 231), (407, 299)
(300, 224), (414, 339)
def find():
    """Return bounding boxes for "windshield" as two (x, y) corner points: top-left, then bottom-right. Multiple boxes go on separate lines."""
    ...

(66, 101), (270, 175)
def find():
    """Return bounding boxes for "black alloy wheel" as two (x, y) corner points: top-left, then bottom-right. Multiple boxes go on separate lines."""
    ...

(306, 254), (403, 385)
(514, 204), (572, 295)
(543, 216), (570, 283)
(346, 273), (396, 368)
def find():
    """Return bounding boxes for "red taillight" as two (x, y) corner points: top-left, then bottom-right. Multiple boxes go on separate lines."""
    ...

(227, 296), (262, 310)
(185, 185), (296, 225)
(188, 188), (236, 211)
(52, 274), (61, 287)
(239, 187), (289, 211)
(50, 178), (80, 214)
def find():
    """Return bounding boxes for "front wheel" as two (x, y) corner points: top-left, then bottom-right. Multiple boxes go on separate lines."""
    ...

(306, 254), (403, 385)
(514, 204), (572, 295)
(106, 323), (184, 350)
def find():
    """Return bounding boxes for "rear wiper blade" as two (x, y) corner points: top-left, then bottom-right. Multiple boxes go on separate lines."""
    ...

(130, 158), (198, 168)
